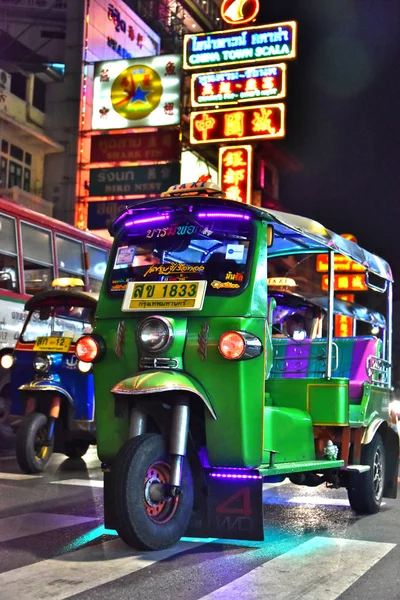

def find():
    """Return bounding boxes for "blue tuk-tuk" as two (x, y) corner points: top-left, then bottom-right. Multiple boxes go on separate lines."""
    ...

(4, 285), (97, 473)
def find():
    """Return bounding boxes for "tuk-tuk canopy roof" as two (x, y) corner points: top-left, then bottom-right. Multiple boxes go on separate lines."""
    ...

(25, 289), (98, 312)
(110, 195), (392, 282)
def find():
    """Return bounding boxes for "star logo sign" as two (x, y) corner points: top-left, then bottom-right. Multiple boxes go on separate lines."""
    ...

(130, 84), (151, 105)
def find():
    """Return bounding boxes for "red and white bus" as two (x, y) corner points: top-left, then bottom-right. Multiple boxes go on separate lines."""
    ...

(0, 196), (111, 399)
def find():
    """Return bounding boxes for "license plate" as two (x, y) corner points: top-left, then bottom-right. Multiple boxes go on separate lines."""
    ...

(33, 336), (73, 352)
(122, 280), (207, 312)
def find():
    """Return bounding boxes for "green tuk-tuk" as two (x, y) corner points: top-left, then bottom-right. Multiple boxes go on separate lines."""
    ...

(76, 181), (398, 551)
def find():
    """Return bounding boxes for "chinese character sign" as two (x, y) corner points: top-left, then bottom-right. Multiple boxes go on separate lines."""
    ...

(183, 22), (297, 69)
(92, 55), (182, 130)
(219, 146), (253, 204)
(191, 63), (286, 107)
(190, 104), (285, 144)
(316, 254), (366, 273)
(321, 274), (368, 292)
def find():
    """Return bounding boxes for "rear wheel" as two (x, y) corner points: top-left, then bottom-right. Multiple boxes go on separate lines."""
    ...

(64, 440), (90, 459)
(113, 433), (193, 551)
(16, 413), (53, 474)
(348, 433), (385, 514)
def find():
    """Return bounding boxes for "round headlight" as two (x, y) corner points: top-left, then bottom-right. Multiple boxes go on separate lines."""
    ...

(33, 355), (51, 373)
(0, 354), (14, 369)
(137, 317), (173, 353)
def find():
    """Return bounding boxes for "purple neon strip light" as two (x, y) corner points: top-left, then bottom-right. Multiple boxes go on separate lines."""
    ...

(209, 473), (262, 480)
(197, 212), (251, 220)
(125, 215), (169, 227)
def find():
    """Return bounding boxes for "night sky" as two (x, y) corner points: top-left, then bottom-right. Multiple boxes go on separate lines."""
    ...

(257, 0), (400, 293)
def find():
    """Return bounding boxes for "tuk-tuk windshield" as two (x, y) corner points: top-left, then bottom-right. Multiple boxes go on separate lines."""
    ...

(21, 305), (93, 343)
(108, 207), (254, 295)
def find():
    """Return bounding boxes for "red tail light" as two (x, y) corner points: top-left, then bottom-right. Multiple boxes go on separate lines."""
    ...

(75, 335), (102, 363)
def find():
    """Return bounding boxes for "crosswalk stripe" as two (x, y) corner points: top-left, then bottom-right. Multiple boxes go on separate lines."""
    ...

(0, 537), (205, 600)
(0, 472), (41, 481)
(50, 479), (104, 488)
(197, 537), (395, 600)
(0, 513), (100, 543)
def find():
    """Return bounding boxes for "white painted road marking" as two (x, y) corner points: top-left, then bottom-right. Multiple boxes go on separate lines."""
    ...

(198, 537), (395, 599)
(288, 496), (385, 508)
(0, 472), (41, 481)
(0, 537), (206, 600)
(0, 513), (100, 543)
(50, 478), (104, 488)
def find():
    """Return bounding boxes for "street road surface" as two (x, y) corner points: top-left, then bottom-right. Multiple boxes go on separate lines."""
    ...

(1, 447), (400, 600)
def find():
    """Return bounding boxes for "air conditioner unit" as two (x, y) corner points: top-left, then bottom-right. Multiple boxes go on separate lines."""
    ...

(0, 69), (11, 92)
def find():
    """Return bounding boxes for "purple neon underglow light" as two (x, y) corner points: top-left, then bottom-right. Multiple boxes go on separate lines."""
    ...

(209, 473), (262, 480)
(124, 215), (169, 227)
(197, 212), (251, 220)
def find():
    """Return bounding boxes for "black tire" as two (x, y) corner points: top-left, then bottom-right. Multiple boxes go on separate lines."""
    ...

(0, 393), (10, 425)
(64, 440), (90, 459)
(16, 413), (53, 474)
(348, 433), (385, 514)
(113, 433), (194, 551)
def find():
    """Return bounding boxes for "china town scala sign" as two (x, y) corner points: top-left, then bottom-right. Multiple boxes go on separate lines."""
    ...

(221, 0), (260, 26)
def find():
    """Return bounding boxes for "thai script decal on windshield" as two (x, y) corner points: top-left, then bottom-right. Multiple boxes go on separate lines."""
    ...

(211, 280), (240, 289)
(143, 263), (205, 277)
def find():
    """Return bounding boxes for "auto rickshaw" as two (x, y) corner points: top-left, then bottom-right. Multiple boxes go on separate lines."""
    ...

(75, 181), (398, 551)
(3, 280), (97, 473)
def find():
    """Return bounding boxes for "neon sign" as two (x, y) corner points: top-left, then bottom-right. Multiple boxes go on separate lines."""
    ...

(321, 274), (368, 292)
(221, 0), (260, 26)
(219, 145), (253, 204)
(191, 63), (286, 107)
(190, 104), (285, 144)
(316, 254), (365, 273)
(183, 22), (297, 70)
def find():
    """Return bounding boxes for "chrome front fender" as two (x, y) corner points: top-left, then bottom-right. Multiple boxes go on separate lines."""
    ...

(111, 370), (217, 420)
(18, 381), (74, 406)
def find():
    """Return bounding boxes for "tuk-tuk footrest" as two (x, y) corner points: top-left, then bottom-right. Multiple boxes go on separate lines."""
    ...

(259, 459), (344, 477)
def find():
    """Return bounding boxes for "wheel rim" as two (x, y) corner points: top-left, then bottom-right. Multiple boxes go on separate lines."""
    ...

(373, 446), (384, 501)
(34, 426), (50, 462)
(143, 461), (179, 524)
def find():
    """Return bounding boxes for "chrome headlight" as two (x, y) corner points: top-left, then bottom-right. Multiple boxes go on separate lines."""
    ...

(33, 355), (52, 373)
(137, 317), (173, 353)
(0, 354), (14, 369)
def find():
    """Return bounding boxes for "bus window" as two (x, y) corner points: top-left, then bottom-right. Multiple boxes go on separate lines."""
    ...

(21, 222), (53, 295)
(56, 235), (84, 280)
(86, 244), (108, 292)
(0, 213), (19, 292)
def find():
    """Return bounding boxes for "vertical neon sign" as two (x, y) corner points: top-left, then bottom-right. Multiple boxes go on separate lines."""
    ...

(219, 145), (253, 204)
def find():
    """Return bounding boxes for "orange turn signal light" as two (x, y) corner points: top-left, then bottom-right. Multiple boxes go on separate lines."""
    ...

(218, 331), (246, 360)
(75, 335), (102, 363)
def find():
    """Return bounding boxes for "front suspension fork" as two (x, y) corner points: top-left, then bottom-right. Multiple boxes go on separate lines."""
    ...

(45, 396), (61, 445)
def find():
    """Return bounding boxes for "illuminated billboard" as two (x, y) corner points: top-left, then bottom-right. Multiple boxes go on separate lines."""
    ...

(316, 254), (366, 273)
(92, 54), (182, 130)
(90, 130), (180, 163)
(321, 274), (368, 292)
(190, 104), (285, 144)
(183, 22), (297, 69)
(191, 63), (286, 107)
(219, 146), (253, 204)
(221, 0), (260, 26)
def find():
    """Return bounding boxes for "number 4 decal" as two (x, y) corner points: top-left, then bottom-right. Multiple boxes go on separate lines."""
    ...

(215, 487), (252, 517)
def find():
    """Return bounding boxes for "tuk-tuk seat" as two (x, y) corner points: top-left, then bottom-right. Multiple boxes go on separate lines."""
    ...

(270, 336), (382, 399)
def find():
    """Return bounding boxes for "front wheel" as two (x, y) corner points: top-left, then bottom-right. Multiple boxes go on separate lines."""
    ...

(16, 412), (53, 474)
(113, 433), (194, 551)
(347, 433), (385, 514)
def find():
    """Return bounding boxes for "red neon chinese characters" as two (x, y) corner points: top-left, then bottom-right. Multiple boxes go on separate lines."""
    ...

(251, 107), (277, 134)
(194, 113), (217, 141)
(224, 112), (245, 137)
(219, 146), (253, 204)
(321, 274), (368, 292)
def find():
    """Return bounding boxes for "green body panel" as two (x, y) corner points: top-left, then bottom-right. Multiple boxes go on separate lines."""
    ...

(262, 406), (315, 464)
(259, 458), (344, 477)
(266, 377), (349, 426)
(184, 316), (267, 467)
(349, 384), (391, 426)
